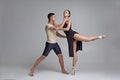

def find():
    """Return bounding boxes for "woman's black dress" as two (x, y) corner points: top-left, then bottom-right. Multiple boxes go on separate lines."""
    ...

(63, 23), (82, 57)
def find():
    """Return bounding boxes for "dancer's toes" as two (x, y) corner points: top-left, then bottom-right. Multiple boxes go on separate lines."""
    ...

(29, 69), (34, 76)
(72, 67), (76, 75)
(98, 35), (106, 39)
(62, 70), (69, 74)
(29, 72), (34, 76)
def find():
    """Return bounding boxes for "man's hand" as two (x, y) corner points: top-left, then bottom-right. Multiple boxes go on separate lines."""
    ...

(63, 17), (69, 22)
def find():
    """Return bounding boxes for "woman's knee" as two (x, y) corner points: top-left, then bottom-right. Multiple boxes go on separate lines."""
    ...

(74, 33), (91, 42)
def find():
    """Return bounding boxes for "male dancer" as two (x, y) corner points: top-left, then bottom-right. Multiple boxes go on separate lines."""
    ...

(29, 13), (68, 76)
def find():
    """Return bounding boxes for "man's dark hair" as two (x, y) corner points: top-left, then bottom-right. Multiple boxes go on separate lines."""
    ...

(47, 13), (55, 20)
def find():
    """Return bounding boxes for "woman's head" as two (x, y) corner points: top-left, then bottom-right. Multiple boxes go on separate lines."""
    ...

(63, 9), (71, 18)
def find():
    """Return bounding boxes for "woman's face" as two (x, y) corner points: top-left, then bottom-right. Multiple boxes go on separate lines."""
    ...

(63, 10), (70, 17)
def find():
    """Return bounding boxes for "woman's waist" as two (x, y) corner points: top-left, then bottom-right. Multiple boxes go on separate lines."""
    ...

(64, 29), (76, 33)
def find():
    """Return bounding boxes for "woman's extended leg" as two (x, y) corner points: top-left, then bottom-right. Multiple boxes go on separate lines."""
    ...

(72, 40), (77, 75)
(74, 33), (105, 42)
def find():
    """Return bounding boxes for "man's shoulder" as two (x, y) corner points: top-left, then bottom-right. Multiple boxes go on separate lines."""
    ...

(46, 23), (53, 26)
(46, 23), (54, 29)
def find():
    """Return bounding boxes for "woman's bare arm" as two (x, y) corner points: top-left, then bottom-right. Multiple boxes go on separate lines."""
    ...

(49, 20), (71, 31)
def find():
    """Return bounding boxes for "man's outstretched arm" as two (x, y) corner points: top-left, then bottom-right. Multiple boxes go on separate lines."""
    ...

(56, 31), (66, 38)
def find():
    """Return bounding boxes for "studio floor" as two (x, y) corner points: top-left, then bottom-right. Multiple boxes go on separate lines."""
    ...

(0, 66), (120, 80)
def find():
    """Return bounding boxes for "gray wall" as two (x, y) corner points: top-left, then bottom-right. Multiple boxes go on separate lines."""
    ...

(0, 0), (120, 71)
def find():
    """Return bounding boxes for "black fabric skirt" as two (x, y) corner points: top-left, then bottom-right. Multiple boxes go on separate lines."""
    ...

(64, 30), (82, 57)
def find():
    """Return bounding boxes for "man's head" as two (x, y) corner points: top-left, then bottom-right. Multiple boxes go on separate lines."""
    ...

(47, 13), (56, 21)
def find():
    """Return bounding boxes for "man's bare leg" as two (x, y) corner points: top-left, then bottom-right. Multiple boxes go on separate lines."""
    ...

(29, 55), (46, 76)
(57, 54), (69, 74)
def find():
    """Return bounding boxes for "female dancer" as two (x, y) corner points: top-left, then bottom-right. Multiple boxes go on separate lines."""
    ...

(61, 9), (106, 75)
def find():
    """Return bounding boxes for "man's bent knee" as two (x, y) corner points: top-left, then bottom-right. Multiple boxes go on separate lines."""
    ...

(57, 54), (63, 58)
(40, 55), (46, 59)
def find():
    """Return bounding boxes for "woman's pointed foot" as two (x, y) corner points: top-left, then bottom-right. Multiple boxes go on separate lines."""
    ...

(72, 67), (76, 75)
(98, 35), (106, 39)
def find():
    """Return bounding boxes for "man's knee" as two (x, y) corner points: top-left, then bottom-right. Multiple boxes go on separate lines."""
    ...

(39, 55), (46, 59)
(57, 54), (63, 59)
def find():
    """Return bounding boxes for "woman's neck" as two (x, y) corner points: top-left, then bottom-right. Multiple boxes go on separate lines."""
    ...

(64, 16), (69, 19)
(64, 17), (70, 24)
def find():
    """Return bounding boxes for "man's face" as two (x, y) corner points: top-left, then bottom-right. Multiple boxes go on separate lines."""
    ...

(51, 15), (56, 21)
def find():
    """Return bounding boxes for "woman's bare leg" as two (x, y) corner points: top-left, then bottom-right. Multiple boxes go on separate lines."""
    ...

(74, 33), (105, 42)
(29, 55), (46, 76)
(57, 54), (69, 74)
(72, 40), (77, 75)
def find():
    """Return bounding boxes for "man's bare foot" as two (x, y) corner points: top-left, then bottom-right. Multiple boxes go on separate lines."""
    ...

(29, 69), (34, 76)
(62, 69), (69, 74)
(29, 72), (34, 76)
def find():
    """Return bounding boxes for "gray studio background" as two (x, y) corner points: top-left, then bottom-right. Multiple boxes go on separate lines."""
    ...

(0, 0), (120, 73)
